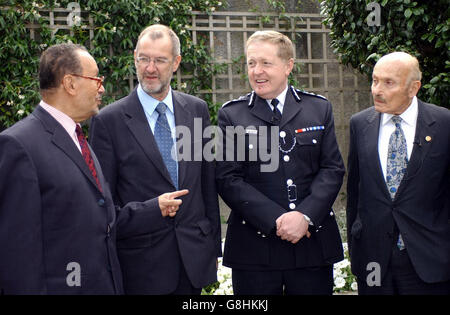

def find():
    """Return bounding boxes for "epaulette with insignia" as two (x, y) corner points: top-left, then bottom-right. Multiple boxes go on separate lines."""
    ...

(294, 87), (327, 100)
(222, 92), (253, 108)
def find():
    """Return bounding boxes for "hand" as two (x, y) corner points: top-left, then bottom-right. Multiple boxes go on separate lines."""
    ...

(276, 211), (311, 244)
(158, 189), (189, 217)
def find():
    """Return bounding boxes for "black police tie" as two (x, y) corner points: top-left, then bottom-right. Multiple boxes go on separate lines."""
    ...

(271, 98), (282, 125)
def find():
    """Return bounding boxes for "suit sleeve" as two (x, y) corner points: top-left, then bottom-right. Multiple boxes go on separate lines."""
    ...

(296, 101), (345, 226)
(346, 117), (359, 254)
(216, 108), (286, 235)
(200, 105), (222, 256)
(114, 197), (162, 240)
(89, 114), (118, 202)
(0, 135), (47, 294)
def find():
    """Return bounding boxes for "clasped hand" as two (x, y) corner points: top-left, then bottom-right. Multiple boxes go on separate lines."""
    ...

(276, 211), (311, 244)
(158, 189), (189, 217)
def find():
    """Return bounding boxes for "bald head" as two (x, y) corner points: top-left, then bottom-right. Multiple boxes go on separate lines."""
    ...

(371, 51), (422, 115)
(375, 52), (422, 83)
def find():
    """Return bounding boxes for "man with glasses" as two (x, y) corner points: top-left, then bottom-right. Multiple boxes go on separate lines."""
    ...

(89, 24), (221, 294)
(0, 43), (187, 294)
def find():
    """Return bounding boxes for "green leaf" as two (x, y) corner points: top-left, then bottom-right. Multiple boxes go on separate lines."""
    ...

(404, 9), (412, 19)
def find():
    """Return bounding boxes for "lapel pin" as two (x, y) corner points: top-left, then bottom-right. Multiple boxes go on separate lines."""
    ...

(425, 136), (432, 142)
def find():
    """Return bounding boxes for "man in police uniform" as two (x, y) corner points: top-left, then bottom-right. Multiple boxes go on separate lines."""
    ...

(216, 30), (345, 295)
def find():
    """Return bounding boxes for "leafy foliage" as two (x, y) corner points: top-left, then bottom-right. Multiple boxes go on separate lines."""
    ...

(321, 0), (450, 108)
(0, 0), (225, 130)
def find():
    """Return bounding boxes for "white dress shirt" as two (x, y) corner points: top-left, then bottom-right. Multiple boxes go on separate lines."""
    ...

(266, 85), (288, 114)
(378, 96), (418, 180)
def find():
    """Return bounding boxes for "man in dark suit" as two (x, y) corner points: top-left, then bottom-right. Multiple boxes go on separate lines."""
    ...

(216, 30), (345, 295)
(89, 24), (221, 295)
(347, 51), (450, 295)
(0, 43), (187, 294)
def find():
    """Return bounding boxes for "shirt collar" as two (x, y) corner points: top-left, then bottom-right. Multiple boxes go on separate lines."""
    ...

(381, 96), (418, 127)
(137, 84), (174, 115)
(39, 100), (78, 135)
(266, 85), (288, 107)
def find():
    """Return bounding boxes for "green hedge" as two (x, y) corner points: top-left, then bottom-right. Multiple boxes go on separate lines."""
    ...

(321, 0), (449, 108)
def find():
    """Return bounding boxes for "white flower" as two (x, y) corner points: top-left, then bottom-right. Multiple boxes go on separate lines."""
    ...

(218, 2), (222, 6)
(112, 26), (117, 33)
(17, 109), (25, 116)
(18, 94), (25, 100)
(211, 7), (216, 12)
(334, 276), (346, 289)
(154, 17), (160, 22)
(351, 281), (358, 291)
(6, 101), (13, 106)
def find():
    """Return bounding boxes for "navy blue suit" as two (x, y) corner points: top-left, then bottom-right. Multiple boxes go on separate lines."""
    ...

(347, 100), (450, 286)
(0, 105), (161, 294)
(89, 89), (221, 294)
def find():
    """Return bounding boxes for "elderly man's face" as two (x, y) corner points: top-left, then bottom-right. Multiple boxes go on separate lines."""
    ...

(371, 58), (418, 115)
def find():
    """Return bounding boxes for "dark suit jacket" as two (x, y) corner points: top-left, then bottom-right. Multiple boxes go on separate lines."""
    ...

(0, 105), (161, 294)
(346, 99), (450, 284)
(89, 89), (221, 294)
(216, 86), (345, 270)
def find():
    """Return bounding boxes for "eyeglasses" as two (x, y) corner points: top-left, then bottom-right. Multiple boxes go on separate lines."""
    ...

(136, 56), (171, 67)
(71, 74), (105, 90)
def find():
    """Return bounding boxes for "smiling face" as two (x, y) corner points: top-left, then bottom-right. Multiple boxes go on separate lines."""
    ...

(135, 33), (181, 101)
(371, 53), (421, 115)
(246, 40), (294, 100)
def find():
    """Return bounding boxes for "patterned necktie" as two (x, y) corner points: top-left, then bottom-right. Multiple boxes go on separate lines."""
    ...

(271, 98), (282, 125)
(154, 102), (178, 189)
(75, 125), (102, 192)
(385, 115), (408, 250)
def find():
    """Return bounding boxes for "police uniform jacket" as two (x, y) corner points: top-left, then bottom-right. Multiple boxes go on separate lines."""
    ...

(216, 86), (345, 270)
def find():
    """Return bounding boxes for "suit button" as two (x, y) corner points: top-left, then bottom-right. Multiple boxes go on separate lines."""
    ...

(98, 199), (105, 206)
(330, 211), (334, 216)
(242, 220), (246, 225)
(257, 231), (261, 235)
(262, 234), (266, 238)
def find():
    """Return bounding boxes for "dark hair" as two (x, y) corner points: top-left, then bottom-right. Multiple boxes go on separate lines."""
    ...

(39, 43), (87, 92)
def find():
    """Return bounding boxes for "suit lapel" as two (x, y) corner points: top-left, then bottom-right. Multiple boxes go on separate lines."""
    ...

(362, 108), (391, 199)
(280, 89), (302, 129)
(398, 100), (435, 192)
(249, 95), (276, 125)
(123, 90), (174, 187)
(33, 106), (102, 193)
